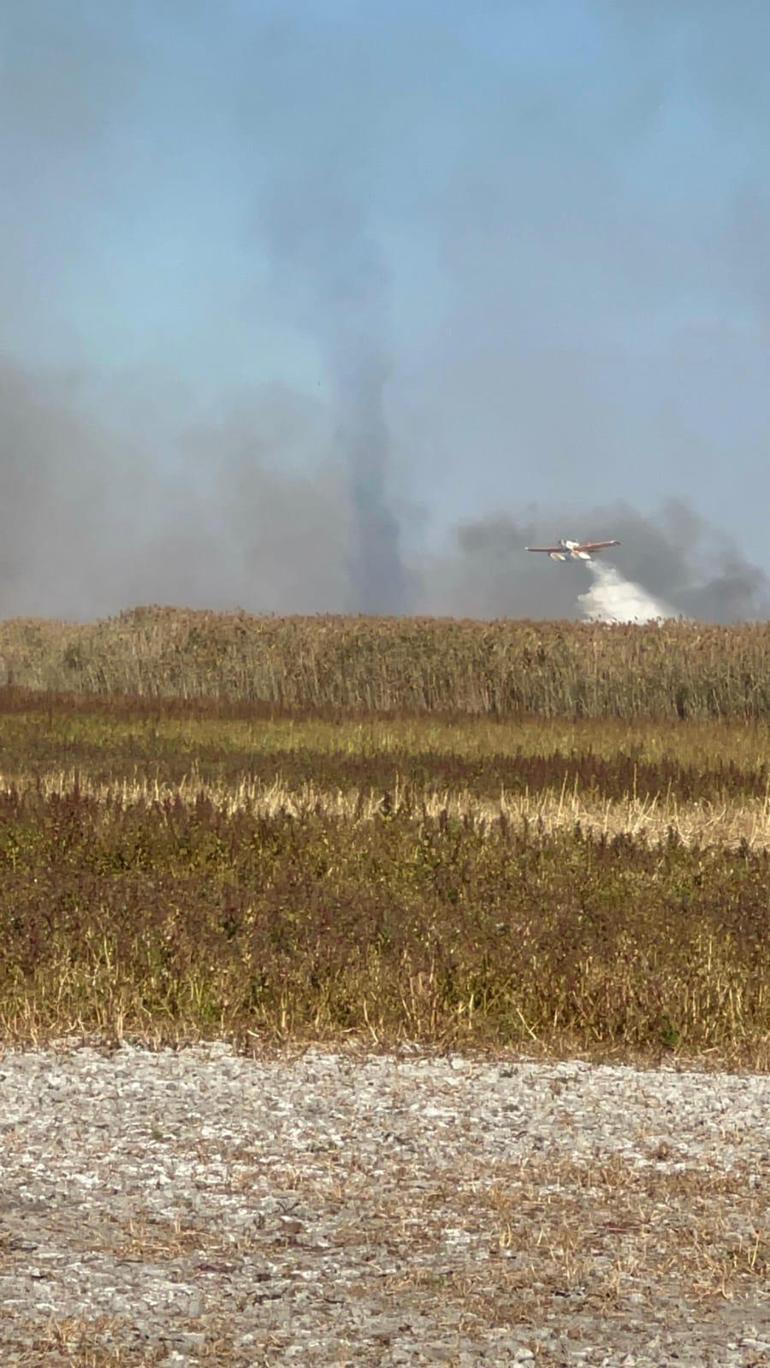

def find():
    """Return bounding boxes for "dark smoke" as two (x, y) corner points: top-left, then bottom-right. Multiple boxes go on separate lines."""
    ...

(1, 6), (770, 624)
(419, 498), (770, 624)
(336, 348), (408, 614)
(0, 350), (766, 624)
(259, 174), (409, 616)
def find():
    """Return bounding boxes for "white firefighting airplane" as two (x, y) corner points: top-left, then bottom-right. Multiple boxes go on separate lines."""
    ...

(525, 537), (620, 562)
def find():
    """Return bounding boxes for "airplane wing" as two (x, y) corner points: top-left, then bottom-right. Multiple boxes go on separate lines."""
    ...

(525, 545), (564, 553)
(578, 540), (620, 552)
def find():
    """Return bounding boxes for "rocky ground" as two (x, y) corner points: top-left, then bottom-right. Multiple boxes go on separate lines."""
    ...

(1, 1044), (770, 1365)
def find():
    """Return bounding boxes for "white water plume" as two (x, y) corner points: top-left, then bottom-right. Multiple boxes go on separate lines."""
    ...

(578, 561), (677, 624)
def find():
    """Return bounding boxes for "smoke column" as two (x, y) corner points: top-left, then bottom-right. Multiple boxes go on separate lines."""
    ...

(578, 561), (677, 623)
(259, 188), (409, 617)
(336, 347), (406, 614)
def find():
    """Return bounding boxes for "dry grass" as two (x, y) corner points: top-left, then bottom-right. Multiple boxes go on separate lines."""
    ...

(478, 1156), (770, 1301)
(6, 1321), (232, 1366)
(20, 1152), (768, 1364)
(0, 1316), (163, 1366)
(5, 766), (770, 851)
(1, 780), (770, 1059)
(0, 651), (768, 1063)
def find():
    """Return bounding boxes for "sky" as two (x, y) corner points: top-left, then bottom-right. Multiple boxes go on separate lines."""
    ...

(1, 0), (770, 620)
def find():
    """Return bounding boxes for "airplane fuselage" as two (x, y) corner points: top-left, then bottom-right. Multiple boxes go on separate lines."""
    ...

(549, 539), (592, 562)
(525, 535), (619, 562)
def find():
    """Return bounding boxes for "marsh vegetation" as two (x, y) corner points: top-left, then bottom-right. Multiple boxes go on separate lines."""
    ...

(1, 609), (769, 1063)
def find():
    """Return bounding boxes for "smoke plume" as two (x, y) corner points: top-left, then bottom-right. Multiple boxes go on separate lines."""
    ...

(331, 302), (409, 616)
(1, 6), (769, 625)
(0, 347), (764, 626)
(258, 175), (409, 615)
(420, 499), (770, 624)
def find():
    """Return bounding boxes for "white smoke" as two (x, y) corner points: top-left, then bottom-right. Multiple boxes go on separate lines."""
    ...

(578, 561), (677, 624)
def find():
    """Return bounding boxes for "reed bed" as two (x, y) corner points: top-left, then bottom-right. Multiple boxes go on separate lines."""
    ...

(3, 606), (770, 718)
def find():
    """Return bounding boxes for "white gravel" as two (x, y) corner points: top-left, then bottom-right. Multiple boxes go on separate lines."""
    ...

(1, 1044), (770, 1364)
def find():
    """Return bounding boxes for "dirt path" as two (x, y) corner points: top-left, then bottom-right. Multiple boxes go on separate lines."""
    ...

(1, 1045), (769, 1365)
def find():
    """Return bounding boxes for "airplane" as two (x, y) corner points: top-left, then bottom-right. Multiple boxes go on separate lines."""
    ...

(525, 537), (620, 562)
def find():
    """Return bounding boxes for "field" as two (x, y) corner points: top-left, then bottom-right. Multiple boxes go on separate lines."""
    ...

(1, 606), (770, 1063)
(4, 609), (770, 1364)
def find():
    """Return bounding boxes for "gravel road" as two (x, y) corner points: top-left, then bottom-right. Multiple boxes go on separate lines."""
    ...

(1, 1044), (770, 1365)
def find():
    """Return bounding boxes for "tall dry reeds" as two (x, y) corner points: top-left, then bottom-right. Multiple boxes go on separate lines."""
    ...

(1, 608), (770, 718)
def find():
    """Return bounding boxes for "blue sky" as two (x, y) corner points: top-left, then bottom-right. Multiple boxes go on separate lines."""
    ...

(1, 1), (769, 616)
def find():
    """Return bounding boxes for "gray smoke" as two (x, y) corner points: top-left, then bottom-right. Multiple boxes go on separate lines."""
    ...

(0, 5), (769, 624)
(0, 360), (137, 618)
(420, 499), (770, 624)
(0, 350), (766, 624)
(336, 348), (408, 616)
(0, 359), (354, 619)
(257, 180), (409, 616)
